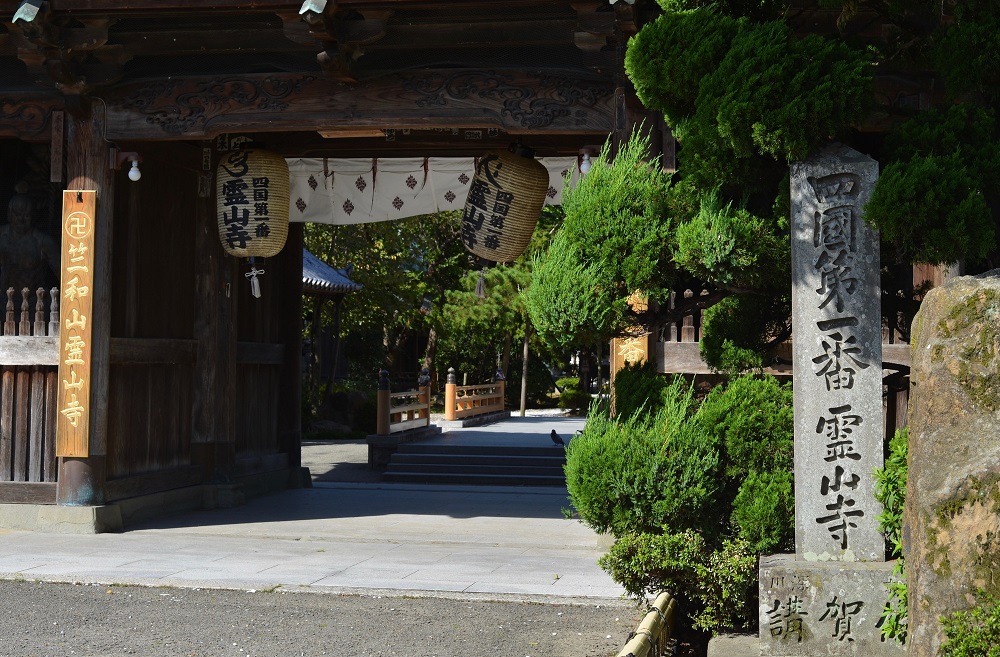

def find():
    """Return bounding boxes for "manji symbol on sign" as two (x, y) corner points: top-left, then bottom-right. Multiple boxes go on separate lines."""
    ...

(56, 190), (96, 458)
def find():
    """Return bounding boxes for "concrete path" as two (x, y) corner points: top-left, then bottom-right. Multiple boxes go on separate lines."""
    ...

(0, 414), (625, 603)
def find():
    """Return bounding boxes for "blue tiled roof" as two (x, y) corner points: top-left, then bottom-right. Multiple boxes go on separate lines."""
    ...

(302, 248), (362, 295)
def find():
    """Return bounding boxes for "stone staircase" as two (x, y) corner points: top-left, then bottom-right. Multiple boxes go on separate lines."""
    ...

(382, 443), (567, 486)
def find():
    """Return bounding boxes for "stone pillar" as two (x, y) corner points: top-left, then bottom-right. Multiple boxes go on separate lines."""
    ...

(760, 143), (902, 655)
(791, 144), (883, 562)
(904, 271), (1000, 656)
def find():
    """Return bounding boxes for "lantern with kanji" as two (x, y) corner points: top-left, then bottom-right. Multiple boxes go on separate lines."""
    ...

(461, 144), (548, 263)
(216, 147), (290, 297)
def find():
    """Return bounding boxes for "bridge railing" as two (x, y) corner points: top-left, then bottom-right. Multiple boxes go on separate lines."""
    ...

(615, 592), (677, 657)
(375, 369), (431, 436)
(442, 367), (504, 421)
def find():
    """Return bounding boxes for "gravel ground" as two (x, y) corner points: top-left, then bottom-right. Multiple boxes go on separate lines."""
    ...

(0, 580), (639, 657)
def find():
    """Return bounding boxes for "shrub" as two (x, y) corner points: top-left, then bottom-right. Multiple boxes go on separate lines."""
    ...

(875, 427), (908, 644)
(565, 374), (794, 632)
(558, 388), (593, 414)
(565, 377), (714, 536)
(599, 531), (758, 632)
(940, 590), (1000, 657)
(612, 360), (666, 420)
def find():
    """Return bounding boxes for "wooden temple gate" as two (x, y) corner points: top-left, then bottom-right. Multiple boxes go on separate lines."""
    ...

(0, 0), (654, 529)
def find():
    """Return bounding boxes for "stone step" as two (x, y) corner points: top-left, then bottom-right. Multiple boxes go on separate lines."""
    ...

(387, 462), (566, 477)
(391, 453), (565, 467)
(396, 444), (566, 457)
(381, 471), (566, 486)
(383, 442), (567, 486)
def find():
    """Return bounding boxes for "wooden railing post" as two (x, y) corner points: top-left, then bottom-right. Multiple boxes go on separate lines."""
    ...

(376, 369), (390, 436)
(418, 367), (431, 421)
(444, 367), (457, 421)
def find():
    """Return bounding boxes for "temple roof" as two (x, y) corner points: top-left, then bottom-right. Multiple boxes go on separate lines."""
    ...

(302, 247), (362, 296)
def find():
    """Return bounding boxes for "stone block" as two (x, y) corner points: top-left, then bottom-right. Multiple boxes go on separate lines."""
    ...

(759, 555), (904, 656)
(904, 269), (1000, 656)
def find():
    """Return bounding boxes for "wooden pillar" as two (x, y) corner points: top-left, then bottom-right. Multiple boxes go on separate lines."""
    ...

(278, 224), (303, 481)
(444, 367), (457, 422)
(57, 101), (114, 506)
(192, 141), (236, 480)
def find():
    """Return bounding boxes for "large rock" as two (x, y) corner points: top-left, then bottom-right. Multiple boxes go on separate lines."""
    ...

(904, 270), (1000, 656)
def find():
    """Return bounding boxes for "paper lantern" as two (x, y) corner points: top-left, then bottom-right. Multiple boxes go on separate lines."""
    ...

(216, 147), (290, 297)
(461, 145), (548, 263)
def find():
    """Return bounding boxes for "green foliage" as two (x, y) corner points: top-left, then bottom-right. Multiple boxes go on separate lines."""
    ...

(730, 469), (794, 554)
(933, 1), (1000, 106)
(557, 133), (675, 303)
(699, 294), (791, 375)
(702, 23), (873, 163)
(674, 193), (788, 292)
(564, 377), (713, 537)
(875, 427), (909, 644)
(566, 374), (794, 631)
(940, 590), (1000, 657)
(611, 360), (667, 420)
(504, 350), (558, 409)
(866, 104), (999, 266)
(556, 376), (581, 392)
(599, 531), (758, 632)
(625, 10), (740, 126)
(696, 374), (795, 553)
(524, 233), (618, 352)
(867, 154), (993, 266)
(558, 388), (592, 414)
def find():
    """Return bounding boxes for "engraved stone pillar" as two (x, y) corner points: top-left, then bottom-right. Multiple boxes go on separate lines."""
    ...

(791, 143), (883, 562)
(760, 144), (903, 656)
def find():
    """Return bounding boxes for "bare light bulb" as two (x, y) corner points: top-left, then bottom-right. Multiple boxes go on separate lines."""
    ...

(579, 153), (592, 175)
(127, 159), (141, 181)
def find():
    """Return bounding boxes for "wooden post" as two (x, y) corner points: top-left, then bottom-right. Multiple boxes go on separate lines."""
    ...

(444, 367), (457, 421)
(376, 369), (390, 435)
(192, 141), (236, 480)
(58, 102), (115, 506)
(278, 224), (303, 483)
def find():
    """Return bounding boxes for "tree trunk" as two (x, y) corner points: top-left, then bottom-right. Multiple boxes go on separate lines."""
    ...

(596, 338), (603, 399)
(501, 331), (512, 380)
(423, 325), (439, 391)
(520, 320), (531, 417)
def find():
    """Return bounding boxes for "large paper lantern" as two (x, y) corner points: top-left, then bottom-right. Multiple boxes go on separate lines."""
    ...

(461, 145), (548, 263)
(216, 147), (290, 297)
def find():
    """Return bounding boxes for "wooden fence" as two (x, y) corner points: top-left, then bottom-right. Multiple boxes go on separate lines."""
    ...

(443, 367), (505, 422)
(0, 287), (59, 484)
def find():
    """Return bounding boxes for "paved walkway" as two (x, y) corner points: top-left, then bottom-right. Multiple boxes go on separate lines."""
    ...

(0, 414), (625, 603)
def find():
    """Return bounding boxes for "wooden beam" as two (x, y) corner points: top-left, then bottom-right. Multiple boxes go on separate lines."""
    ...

(0, 94), (63, 141)
(26, 0), (569, 10)
(109, 338), (197, 364)
(0, 337), (57, 366)
(104, 70), (615, 140)
(0, 482), (57, 504)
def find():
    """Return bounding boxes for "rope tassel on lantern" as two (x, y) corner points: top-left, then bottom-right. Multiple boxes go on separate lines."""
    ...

(245, 257), (265, 298)
(475, 268), (486, 299)
(216, 145), (289, 298)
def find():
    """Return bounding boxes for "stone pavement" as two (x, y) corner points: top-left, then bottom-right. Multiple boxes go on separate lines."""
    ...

(0, 413), (625, 603)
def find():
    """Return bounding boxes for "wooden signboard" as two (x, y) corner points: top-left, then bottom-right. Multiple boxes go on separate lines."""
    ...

(55, 190), (96, 457)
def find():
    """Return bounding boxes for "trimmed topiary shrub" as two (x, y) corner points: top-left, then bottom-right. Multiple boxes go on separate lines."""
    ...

(565, 374), (794, 632)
